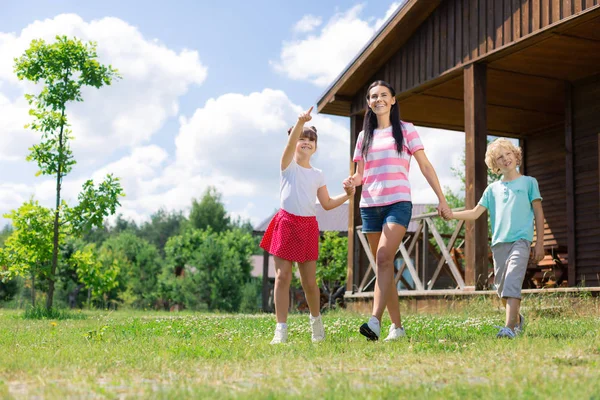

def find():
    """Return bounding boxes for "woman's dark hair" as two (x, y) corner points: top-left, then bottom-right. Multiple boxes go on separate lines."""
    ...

(288, 125), (318, 147)
(361, 80), (404, 160)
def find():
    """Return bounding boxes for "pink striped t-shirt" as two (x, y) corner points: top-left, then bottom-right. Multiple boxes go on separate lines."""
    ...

(353, 122), (424, 207)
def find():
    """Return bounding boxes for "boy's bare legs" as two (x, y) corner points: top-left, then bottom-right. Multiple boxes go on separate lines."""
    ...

(273, 256), (293, 323)
(504, 297), (521, 330)
(297, 260), (321, 318)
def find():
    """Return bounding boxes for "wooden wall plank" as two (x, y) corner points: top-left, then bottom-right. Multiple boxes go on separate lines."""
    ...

(420, 26), (427, 82)
(441, 4), (448, 72)
(513, 0), (522, 40)
(532, 0), (541, 31)
(487, 0), (496, 50)
(552, 0), (561, 23)
(401, 48), (408, 92)
(464, 0), (471, 62)
(432, 14), (438, 78)
(504, 0), (513, 44)
(448, 0), (456, 66)
(496, 0), (504, 47)
(471, 0), (480, 59)
(542, 0), (551, 27)
(479, 0), (488, 54)
(522, 0), (530, 36)
(456, 0), (463, 64)
(563, 0), (573, 18)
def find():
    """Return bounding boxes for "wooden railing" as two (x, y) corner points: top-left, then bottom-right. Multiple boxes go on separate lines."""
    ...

(354, 209), (469, 293)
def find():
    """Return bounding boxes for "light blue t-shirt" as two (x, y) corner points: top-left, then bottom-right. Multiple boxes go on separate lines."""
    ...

(478, 175), (542, 246)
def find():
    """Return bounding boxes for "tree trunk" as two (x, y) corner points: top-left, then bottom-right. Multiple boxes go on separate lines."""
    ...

(68, 283), (85, 308)
(46, 105), (66, 310)
(31, 272), (36, 307)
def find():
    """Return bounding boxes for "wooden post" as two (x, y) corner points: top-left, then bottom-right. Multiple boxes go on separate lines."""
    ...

(565, 82), (577, 286)
(464, 63), (489, 290)
(422, 219), (429, 285)
(347, 114), (364, 293)
(261, 249), (270, 312)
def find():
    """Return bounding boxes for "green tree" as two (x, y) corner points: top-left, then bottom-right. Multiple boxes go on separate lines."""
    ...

(162, 227), (254, 311)
(69, 243), (122, 306)
(189, 187), (230, 233)
(0, 200), (56, 306)
(0, 225), (14, 247)
(101, 232), (162, 308)
(13, 36), (124, 309)
(138, 209), (187, 256)
(317, 232), (348, 308)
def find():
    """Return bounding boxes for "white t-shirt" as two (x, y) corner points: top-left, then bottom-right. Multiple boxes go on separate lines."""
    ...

(280, 159), (325, 217)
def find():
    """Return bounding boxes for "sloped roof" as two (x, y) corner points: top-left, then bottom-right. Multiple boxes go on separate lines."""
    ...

(317, 0), (441, 116)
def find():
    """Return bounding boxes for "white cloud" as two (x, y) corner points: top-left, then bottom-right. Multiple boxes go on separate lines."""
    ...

(271, 2), (403, 86)
(409, 127), (465, 204)
(0, 13), (207, 164)
(293, 15), (323, 34)
(75, 89), (351, 226)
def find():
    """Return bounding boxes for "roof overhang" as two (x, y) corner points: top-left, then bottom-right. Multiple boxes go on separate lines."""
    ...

(317, 4), (600, 137)
(316, 0), (442, 116)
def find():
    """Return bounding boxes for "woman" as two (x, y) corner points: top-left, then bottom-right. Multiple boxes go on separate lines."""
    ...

(343, 80), (451, 341)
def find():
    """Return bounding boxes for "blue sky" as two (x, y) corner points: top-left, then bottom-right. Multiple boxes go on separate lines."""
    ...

(0, 1), (466, 227)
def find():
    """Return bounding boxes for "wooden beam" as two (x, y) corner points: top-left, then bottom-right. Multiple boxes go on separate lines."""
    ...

(262, 249), (270, 312)
(347, 114), (365, 292)
(464, 63), (489, 289)
(565, 82), (577, 286)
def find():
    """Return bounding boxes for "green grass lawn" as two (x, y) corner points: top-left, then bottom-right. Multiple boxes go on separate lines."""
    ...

(1, 295), (599, 399)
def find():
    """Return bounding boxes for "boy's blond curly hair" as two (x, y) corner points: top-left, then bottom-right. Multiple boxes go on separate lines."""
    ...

(485, 138), (522, 174)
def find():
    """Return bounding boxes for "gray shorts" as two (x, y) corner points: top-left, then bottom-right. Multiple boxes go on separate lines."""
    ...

(491, 239), (531, 299)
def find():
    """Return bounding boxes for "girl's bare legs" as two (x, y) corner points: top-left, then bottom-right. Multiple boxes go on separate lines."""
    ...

(297, 260), (321, 317)
(273, 256), (293, 323)
(368, 223), (407, 325)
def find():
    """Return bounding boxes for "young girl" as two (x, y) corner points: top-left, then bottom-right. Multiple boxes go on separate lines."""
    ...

(447, 138), (545, 338)
(261, 106), (354, 344)
(343, 80), (451, 341)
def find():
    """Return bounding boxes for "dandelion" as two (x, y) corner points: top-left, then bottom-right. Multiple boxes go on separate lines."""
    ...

(50, 322), (57, 327)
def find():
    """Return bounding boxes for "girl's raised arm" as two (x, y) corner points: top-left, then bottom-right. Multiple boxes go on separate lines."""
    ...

(281, 106), (313, 171)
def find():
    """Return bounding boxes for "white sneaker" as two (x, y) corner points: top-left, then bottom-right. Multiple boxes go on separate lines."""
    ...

(359, 316), (381, 341)
(310, 314), (325, 342)
(270, 324), (288, 344)
(383, 323), (406, 341)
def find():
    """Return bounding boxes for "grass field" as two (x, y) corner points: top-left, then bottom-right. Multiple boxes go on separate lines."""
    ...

(1, 295), (599, 399)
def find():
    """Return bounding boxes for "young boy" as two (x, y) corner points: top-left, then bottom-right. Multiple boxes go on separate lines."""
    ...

(447, 138), (545, 338)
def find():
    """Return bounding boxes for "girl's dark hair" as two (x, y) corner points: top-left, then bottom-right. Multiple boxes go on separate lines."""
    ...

(361, 80), (404, 160)
(288, 125), (318, 146)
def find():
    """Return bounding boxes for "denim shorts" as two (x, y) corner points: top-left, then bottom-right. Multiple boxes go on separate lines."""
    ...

(359, 201), (413, 233)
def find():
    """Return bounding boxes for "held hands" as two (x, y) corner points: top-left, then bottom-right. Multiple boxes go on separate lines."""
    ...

(437, 201), (452, 220)
(343, 184), (355, 197)
(342, 176), (354, 188)
(342, 177), (355, 197)
(298, 106), (313, 123)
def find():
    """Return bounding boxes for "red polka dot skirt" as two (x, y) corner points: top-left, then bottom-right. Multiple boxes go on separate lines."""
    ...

(260, 208), (319, 263)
